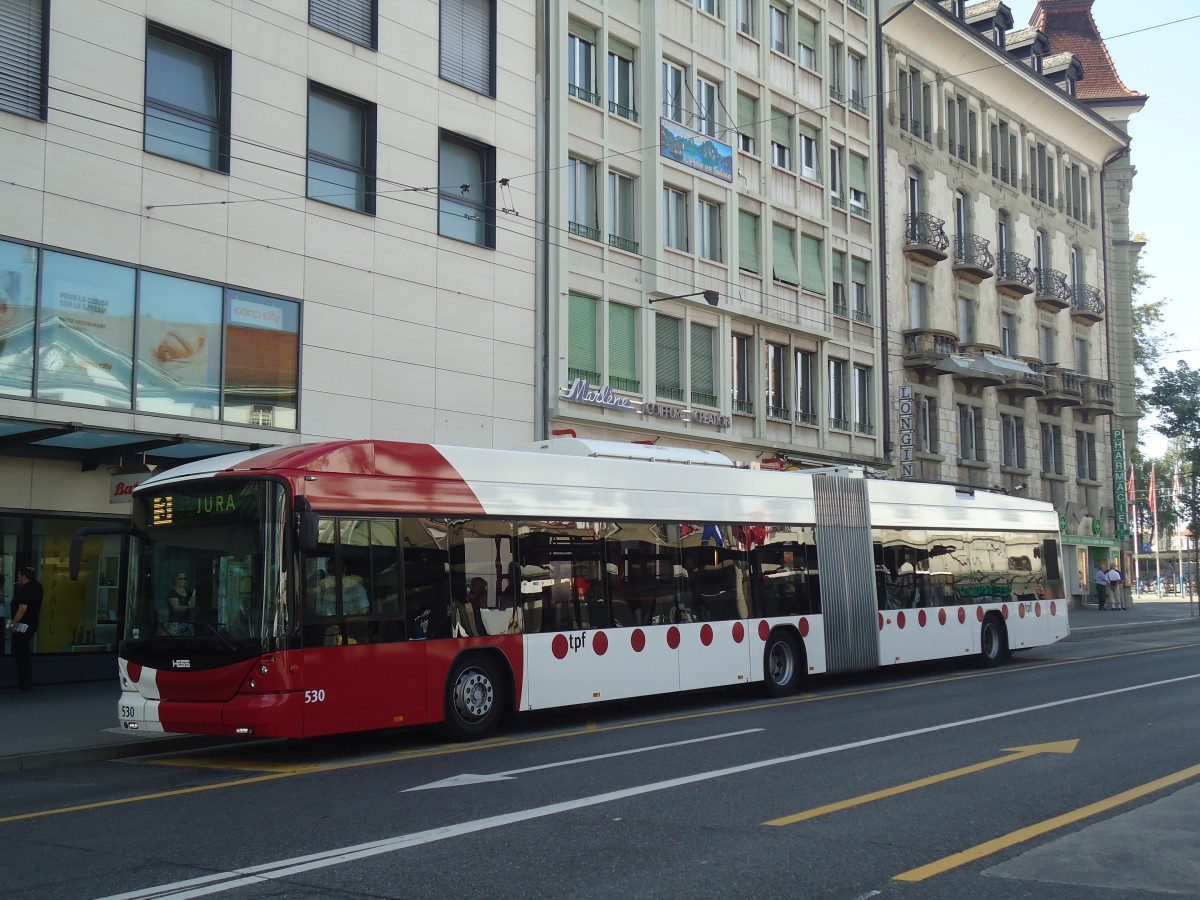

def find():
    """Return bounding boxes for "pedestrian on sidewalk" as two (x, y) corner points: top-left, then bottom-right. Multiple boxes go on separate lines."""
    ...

(1093, 562), (1109, 610)
(1107, 562), (1127, 610)
(7, 566), (42, 691)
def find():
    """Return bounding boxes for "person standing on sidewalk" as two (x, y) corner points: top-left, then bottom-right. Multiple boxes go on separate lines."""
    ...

(1108, 562), (1127, 610)
(7, 567), (42, 691)
(1093, 562), (1109, 610)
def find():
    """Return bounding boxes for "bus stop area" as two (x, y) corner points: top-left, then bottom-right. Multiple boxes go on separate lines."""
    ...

(1, 598), (1197, 774)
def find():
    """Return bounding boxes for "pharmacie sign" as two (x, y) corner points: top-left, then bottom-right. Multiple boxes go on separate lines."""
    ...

(1111, 427), (1130, 539)
(561, 378), (731, 429)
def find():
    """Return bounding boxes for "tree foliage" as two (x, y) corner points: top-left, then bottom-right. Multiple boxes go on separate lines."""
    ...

(1147, 362), (1200, 549)
(1130, 234), (1173, 408)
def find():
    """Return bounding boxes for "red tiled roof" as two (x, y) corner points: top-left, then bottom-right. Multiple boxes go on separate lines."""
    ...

(1032, 0), (1146, 101)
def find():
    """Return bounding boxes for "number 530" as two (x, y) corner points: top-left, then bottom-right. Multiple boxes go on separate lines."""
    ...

(304, 690), (326, 703)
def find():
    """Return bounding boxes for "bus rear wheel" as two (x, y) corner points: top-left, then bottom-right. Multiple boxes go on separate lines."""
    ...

(979, 614), (1009, 667)
(444, 655), (505, 740)
(763, 631), (802, 697)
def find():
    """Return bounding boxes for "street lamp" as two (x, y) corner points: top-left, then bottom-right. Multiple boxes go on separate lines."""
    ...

(648, 290), (719, 306)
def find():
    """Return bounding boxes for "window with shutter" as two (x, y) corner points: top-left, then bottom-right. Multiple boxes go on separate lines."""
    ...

(655, 315), (682, 401)
(440, 0), (494, 96)
(690, 322), (717, 406)
(567, 293), (599, 383)
(738, 211), (759, 273)
(0, 0), (46, 119)
(608, 303), (639, 392)
(800, 234), (824, 294)
(772, 225), (799, 286)
(848, 153), (868, 216)
(310, 0), (376, 49)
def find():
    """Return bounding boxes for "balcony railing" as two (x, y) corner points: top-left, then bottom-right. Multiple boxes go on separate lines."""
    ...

(568, 367), (600, 385)
(608, 100), (638, 122)
(691, 390), (718, 407)
(852, 308), (872, 324)
(848, 0), (866, 11)
(569, 221), (602, 242)
(657, 386), (685, 403)
(608, 233), (639, 254)
(829, 417), (850, 431)
(1069, 283), (1105, 324)
(734, 398), (754, 415)
(903, 213), (949, 264)
(609, 376), (640, 393)
(568, 83), (600, 105)
(767, 405), (791, 421)
(1033, 267), (1070, 312)
(996, 251), (1034, 297)
(855, 421), (876, 436)
(796, 410), (818, 426)
(952, 232), (995, 282)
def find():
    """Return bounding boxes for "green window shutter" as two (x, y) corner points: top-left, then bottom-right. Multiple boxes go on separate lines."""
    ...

(568, 292), (598, 376)
(739, 210), (759, 273)
(608, 302), (637, 382)
(796, 15), (816, 49)
(772, 224), (799, 285)
(656, 314), (681, 390)
(849, 153), (867, 192)
(797, 122), (817, 143)
(852, 257), (868, 284)
(771, 111), (790, 148)
(831, 250), (845, 290)
(690, 322), (716, 395)
(801, 234), (824, 293)
(737, 93), (755, 133)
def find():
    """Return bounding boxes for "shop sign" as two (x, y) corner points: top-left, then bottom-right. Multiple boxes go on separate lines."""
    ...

(1111, 427), (1130, 539)
(561, 380), (731, 429)
(110, 472), (151, 504)
(897, 385), (915, 479)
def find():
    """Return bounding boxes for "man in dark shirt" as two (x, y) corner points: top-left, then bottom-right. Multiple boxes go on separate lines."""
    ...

(8, 567), (42, 691)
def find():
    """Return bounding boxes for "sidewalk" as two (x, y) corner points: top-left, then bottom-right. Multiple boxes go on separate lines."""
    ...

(2, 600), (1198, 773)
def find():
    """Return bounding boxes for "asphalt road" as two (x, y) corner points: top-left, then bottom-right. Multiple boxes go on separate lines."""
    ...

(3, 626), (1199, 899)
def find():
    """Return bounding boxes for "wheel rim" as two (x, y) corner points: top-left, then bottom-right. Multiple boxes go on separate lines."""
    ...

(768, 640), (795, 685)
(982, 622), (999, 659)
(452, 668), (494, 722)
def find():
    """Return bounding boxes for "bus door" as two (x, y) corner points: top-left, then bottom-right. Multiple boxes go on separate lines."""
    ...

(813, 475), (879, 673)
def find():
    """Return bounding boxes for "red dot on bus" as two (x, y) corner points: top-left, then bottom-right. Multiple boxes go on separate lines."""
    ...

(1050, 601), (1057, 617)
(1018, 603), (1026, 619)
(878, 612), (884, 631)
(1036, 602), (1042, 617)
(897, 611), (906, 629)
(976, 606), (985, 623)
(631, 629), (646, 652)
(700, 624), (713, 646)
(1002, 604), (1010, 620)
(798, 617), (810, 638)
(552, 635), (568, 660)
(667, 626), (681, 649)
(758, 620), (770, 642)
(127, 663), (142, 683)
(594, 631), (609, 655)
(918, 609), (927, 628)
(958, 608), (967, 624)
(733, 622), (745, 643)
(938, 608), (947, 626)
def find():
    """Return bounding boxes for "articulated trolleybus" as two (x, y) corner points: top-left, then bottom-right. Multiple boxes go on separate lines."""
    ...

(110, 438), (1067, 740)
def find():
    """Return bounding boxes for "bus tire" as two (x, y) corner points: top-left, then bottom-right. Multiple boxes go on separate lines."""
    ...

(444, 654), (505, 741)
(979, 613), (1009, 668)
(763, 630), (803, 698)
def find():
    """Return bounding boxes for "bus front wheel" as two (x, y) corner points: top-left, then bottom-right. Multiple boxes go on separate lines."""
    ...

(763, 631), (803, 698)
(444, 655), (505, 740)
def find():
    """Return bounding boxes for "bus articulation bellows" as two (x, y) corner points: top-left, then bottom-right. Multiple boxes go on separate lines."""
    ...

(109, 438), (1068, 740)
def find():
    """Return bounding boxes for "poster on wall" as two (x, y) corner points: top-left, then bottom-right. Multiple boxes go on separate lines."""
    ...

(0, 240), (38, 397)
(135, 272), (223, 418)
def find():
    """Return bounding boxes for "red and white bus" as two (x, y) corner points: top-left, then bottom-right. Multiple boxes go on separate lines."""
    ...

(102, 438), (1068, 740)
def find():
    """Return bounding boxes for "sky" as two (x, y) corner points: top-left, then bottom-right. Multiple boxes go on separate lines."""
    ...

(1007, 1), (1200, 457)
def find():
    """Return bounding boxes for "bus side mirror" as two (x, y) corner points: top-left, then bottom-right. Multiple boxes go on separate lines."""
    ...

(296, 497), (318, 554)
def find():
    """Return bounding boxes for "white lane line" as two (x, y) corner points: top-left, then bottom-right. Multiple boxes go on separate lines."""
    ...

(404, 727), (765, 790)
(99, 672), (1200, 900)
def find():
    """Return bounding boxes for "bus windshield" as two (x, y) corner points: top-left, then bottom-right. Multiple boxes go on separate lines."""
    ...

(125, 478), (289, 660)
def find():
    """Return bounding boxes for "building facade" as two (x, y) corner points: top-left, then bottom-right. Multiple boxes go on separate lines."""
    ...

(545, 0), (886, 469)
(880, 0), (1134, 605)
(0, 0), (538, 682)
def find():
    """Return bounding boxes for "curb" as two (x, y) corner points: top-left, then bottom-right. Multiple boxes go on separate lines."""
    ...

(1064, 617), (1200, 642)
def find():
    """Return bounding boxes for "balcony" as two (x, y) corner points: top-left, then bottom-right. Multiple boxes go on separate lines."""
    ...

(903, 213), (950, 265)
(991, 358), (1047, 403)
(608, 233), (639, 254)
(952, 233), (995, 284)
(1033, 267), (1070, 313)
(1038, 369), (1083, 412)
(1076, 378), (1115, 416)
(902, 329), (957, 378)
(996, 251), (1034, 298)
(569, 221), (602, 242)
(1069, 284), (1105, 325)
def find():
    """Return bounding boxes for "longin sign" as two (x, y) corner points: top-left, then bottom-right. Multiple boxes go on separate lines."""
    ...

(897, 385), (915, 479)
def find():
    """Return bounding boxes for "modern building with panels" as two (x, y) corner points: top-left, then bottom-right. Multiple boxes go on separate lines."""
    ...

(0, 0), (537, 681)
(879, 0), (1139, 604)
(544, 0), (886, 469)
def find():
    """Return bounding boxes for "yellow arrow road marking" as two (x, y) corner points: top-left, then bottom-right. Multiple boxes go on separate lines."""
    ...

(894, 761), (1200, 882)
(765, 740), (1079, 827)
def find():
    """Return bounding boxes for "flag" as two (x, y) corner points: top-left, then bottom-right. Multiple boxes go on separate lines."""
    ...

(1173, 463), (1182, 506)
(1149, 465), (1158, 549)
(1127, 465), (1135, 506)
(1128, 466), (1138, 541)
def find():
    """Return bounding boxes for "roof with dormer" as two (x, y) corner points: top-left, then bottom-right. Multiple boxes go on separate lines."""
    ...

(1032, 0), (1146, 102)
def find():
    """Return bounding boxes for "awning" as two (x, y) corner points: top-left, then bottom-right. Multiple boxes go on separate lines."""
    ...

(935, 355), (1005, 377)
(983, 355), (1039, 376)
